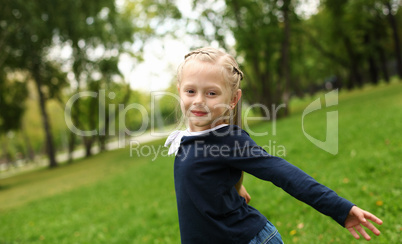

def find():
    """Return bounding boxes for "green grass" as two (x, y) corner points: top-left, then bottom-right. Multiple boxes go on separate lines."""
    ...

(1, 82), (401, 243)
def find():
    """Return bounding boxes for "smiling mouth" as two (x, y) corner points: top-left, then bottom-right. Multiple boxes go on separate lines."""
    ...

(191, 110), (208, 116)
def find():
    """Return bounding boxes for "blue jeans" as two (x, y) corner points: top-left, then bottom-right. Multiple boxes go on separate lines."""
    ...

(248, 221), (284, 244)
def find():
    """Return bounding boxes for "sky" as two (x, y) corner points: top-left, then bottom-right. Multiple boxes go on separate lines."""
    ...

(119, 0), (320, 92)
(118, 0), (208, 92)
(119, 37), (192, 92)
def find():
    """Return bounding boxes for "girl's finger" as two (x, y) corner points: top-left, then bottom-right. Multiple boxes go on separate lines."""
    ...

(364, 211), (383, 225)
(347, 227), (360, 240)
(362, 219), (381, 236)
(355, 225), (371, 241)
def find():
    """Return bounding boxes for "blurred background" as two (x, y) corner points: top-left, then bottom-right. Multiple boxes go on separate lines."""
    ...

(1, 0), (401, 171)
(1, 1), (401, 243)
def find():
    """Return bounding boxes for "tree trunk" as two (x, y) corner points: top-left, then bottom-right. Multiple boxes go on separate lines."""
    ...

(99, 134), (107, 152)
(344, 37), (363, 88)
(279, 0), (291, 117)
(67, 96), (81, 162)
(82, 91), (98, 157)
(386, 2), (402, 78)
(368, 56), (379, 84)
(98, 107), (108, 152)
(364, 33), (379, 84)
(377, 44), (390, 82)
(83, 137), (94, 157)
(21, 123), (35, 162)
(99, 138), (106, 151)
(31, 55), (58, 168)
(68, 131), (76, 163)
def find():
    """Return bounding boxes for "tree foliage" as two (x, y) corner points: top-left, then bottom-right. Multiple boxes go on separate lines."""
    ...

(0, 0), (180, 167)
(189, 0), (401, 117)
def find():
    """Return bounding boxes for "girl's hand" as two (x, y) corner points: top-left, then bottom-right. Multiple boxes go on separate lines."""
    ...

(345, 206), (383, 241)
(237, 185), (251, 204)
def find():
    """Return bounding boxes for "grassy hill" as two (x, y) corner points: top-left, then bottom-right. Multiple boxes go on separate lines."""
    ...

(0, 82), (401, 243)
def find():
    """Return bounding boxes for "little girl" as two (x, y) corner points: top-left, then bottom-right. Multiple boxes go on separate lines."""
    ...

(164, 47), (382, 244)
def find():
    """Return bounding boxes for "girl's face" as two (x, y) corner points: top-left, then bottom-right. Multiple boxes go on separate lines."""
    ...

(178, 60), (241, 132)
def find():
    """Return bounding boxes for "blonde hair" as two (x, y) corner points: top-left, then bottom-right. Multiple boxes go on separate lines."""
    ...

(176, 47), (243, 125)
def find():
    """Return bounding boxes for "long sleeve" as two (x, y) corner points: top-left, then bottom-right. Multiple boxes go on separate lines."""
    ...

(227, 144), (354, 227)
(174, 125), (354, 243)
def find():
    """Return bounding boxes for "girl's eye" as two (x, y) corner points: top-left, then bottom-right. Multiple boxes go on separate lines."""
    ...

(186, 90), (195, 94)
(207, 92), (216, 96)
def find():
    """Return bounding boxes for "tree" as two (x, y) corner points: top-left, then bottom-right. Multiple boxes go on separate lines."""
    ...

(190, 0), (401, 110)
(1, 0), (181, 166)
(0, 72), (28, 165)
(1, 0), (97, 167)
(313, 0), (401, 87)
(62, 0), (181, 158)
(384, 0), (402, 78)
(192, 0), (303, 117)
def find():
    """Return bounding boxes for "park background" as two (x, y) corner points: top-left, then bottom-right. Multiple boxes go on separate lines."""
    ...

(1, 0), (401, 243)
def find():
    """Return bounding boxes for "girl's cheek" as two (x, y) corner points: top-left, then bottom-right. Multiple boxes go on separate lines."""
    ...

(179, 101), (185, 114)
(181, 102), (191, 116)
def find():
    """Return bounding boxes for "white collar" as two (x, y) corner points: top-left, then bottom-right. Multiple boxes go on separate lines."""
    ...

(164, 124), (229, 156)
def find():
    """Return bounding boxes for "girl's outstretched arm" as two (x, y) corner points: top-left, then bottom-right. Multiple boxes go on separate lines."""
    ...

(345, 206), (383, 241)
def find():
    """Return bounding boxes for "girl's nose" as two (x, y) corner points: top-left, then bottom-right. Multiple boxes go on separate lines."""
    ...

(193, 93), (205, 106)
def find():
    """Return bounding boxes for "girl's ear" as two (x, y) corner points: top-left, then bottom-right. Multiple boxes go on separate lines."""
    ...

(231, 89), (242, 107)
(177, 84), (180, 93)
(230, 89), (242, 109)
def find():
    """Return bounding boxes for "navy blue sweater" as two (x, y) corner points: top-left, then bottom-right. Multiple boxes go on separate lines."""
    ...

(174, 125), (354, 244)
